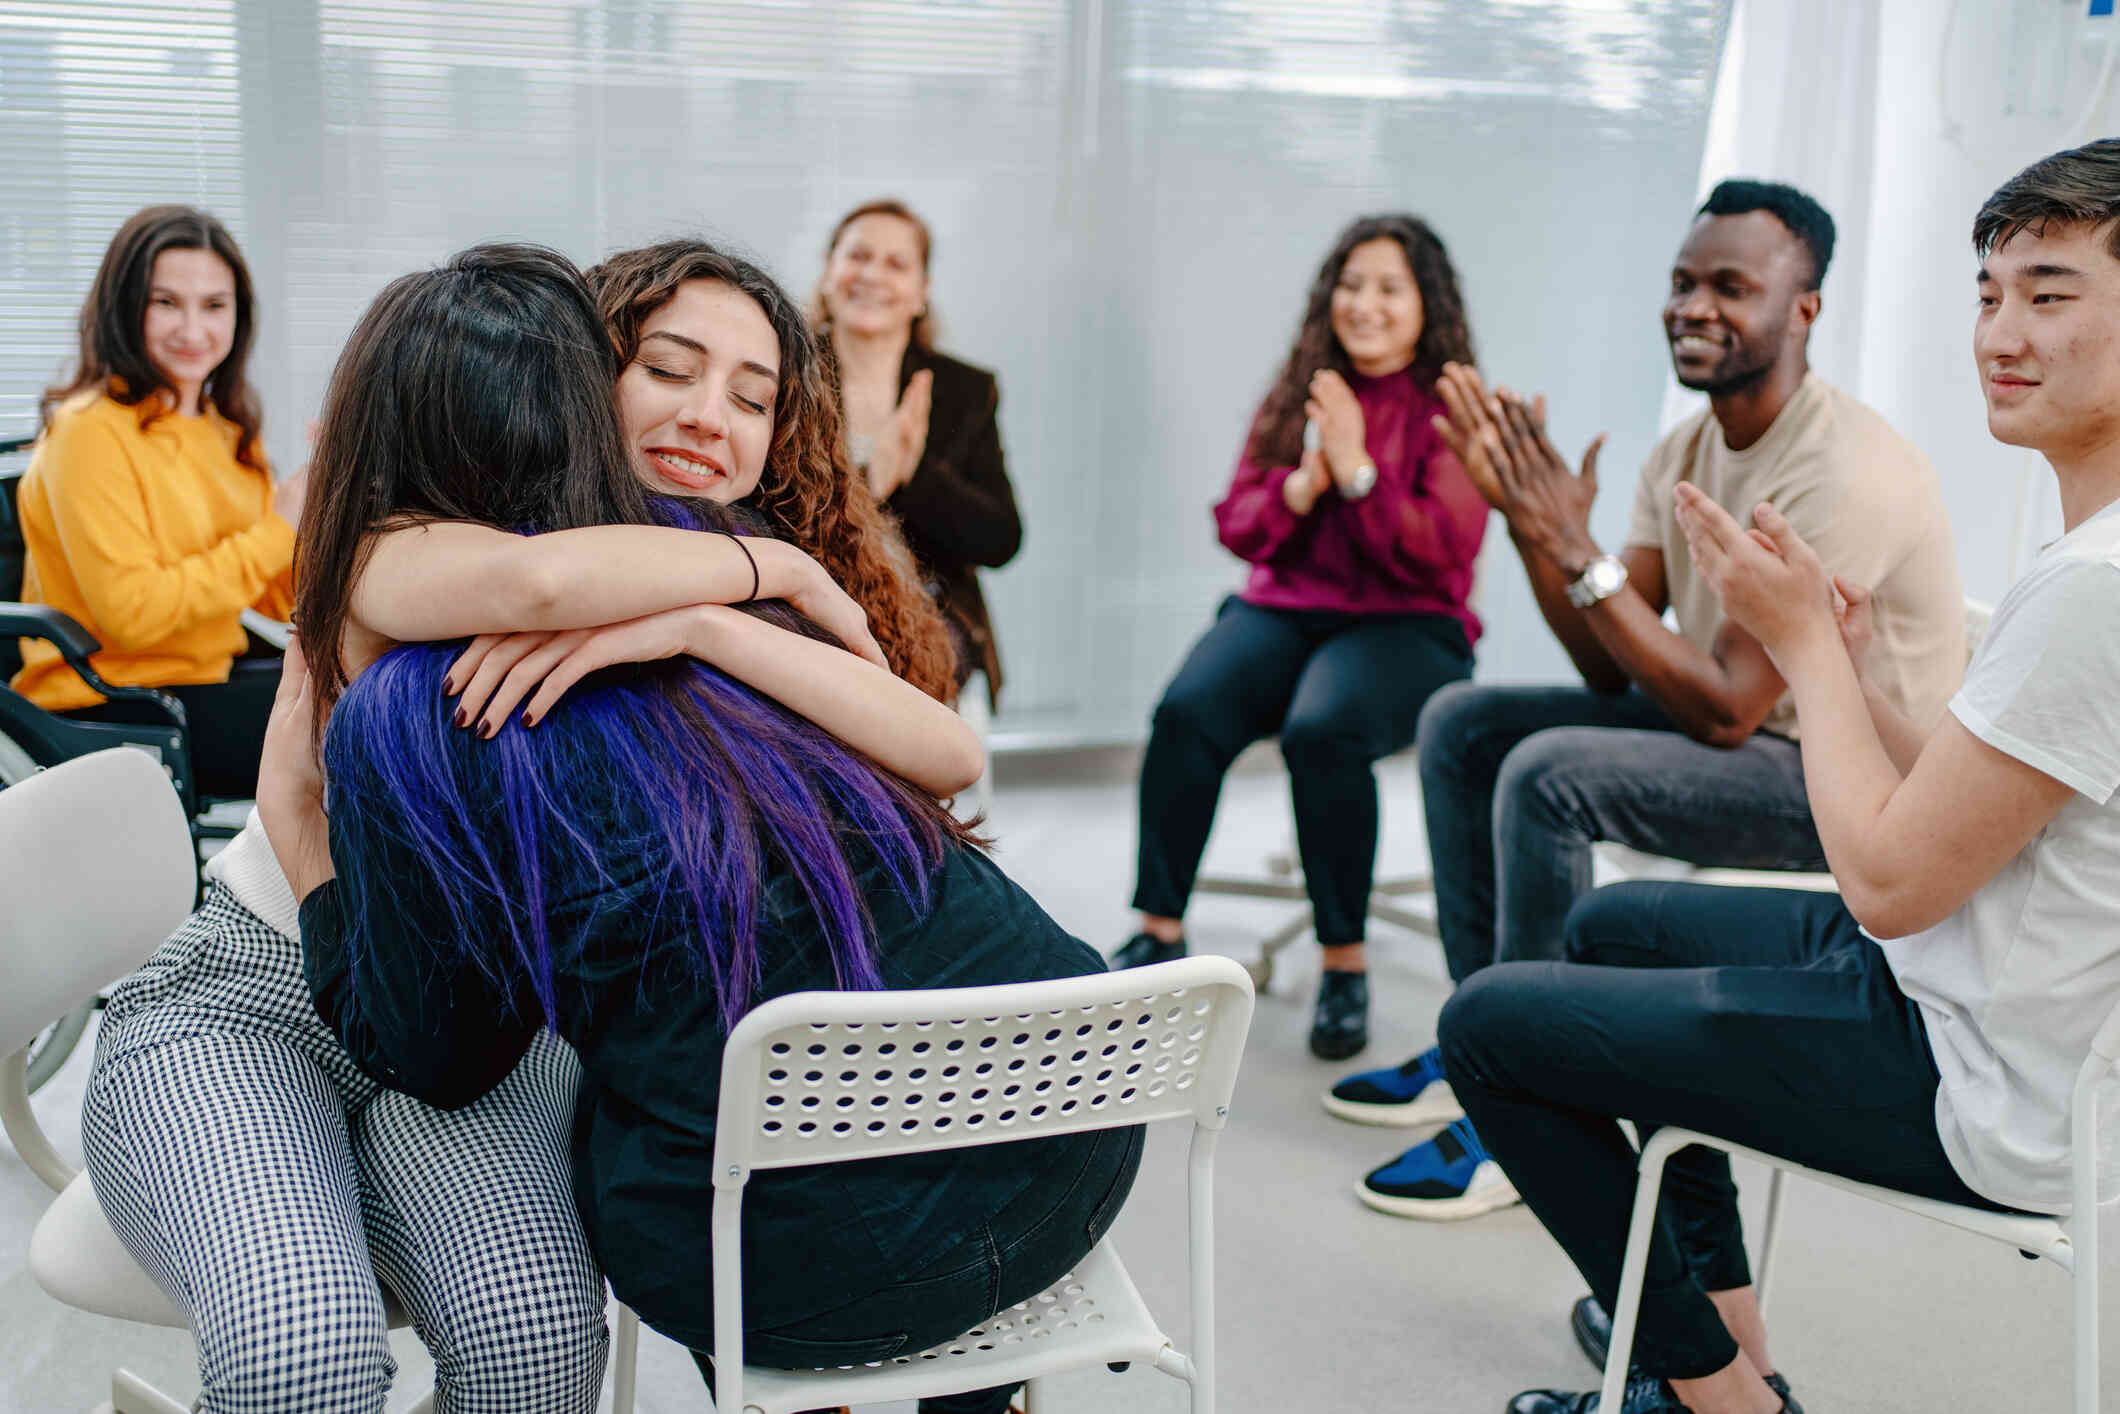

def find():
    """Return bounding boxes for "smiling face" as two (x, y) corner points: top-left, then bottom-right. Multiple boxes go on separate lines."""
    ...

(1663, 210), (1817, 395)
(142, 246), (237, 412)
(616, 278), (781, 503)
(820, 213), (929, 339)
(1974, 221), (2120, 462)
(1329, 236), (1424, 376)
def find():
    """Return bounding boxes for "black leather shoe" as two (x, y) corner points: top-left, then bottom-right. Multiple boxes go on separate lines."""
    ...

(1109, 932), (1186, 970)
(1506, 1370), (1688, 1414)
(1308, 969), (1369, 1059)
(1571, 1294), (1612, 1369)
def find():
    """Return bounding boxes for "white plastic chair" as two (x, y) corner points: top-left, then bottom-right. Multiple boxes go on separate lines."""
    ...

(1, 750), (436, 1414)
(1600, 989), (2119, 1414)
(607, 954), (1257, 1414)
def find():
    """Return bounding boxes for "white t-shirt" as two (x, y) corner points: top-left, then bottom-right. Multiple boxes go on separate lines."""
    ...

(1880, 499), (2120, 1213)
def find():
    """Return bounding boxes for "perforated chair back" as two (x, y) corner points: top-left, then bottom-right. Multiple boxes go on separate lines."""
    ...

(716, 954), (1254, 1179)
(0, 748), (194, 1059)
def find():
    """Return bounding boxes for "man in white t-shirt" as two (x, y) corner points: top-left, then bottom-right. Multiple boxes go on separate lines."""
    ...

(1438, 139), (2120, 1414)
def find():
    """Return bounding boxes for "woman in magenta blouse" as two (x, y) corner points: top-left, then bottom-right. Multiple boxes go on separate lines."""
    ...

(1111, 214), (1490, 1061)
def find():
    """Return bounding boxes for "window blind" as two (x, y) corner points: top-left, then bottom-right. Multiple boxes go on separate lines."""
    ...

(1, 0), (1725, 744)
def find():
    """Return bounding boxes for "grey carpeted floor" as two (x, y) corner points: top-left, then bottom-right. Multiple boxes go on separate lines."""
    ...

(4, 753), (2109, 1412)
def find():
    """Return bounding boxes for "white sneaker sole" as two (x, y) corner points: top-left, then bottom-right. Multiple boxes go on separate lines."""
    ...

(1354, 1169), (1521, 1222)
(1320, 1082), (1465, 1128)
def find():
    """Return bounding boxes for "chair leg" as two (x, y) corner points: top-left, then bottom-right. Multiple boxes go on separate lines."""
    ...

(2074, 1207), (2100, 1414)
(1018, 1374), (1040, 1414)
(612, 1302), (641, 1414)
(109, 1369), (188, 1414)
(1602, 1140), (1677, 1411)
(1754, 1167), (1787, 1319)
(401, 1394), (435, 1414)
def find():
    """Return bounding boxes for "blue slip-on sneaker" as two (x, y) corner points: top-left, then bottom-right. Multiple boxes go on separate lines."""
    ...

(1357, 1117), (1520, 1221)
(1322, 1044), (1464, 1127)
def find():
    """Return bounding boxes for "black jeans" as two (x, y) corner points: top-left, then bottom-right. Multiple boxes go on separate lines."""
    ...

(1133, 596), (1472, 944)
(696, 1122), (1145, 1414)
(66, 652), (282, 801)
(1415, 682), (1825, 984)
(1438, 882), (2010, 1380)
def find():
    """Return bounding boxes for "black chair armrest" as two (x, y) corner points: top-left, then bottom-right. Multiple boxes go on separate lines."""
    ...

(0, 601), (187, 730)
(0, 601), (100, 662)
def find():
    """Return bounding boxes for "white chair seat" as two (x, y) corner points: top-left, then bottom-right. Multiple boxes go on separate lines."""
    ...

(736, 1241), (1166, 1414)
(31, 1172), (414, 1330)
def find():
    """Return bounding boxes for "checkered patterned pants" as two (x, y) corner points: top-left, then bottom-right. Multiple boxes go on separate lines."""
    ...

(81, 887), (609, 1414)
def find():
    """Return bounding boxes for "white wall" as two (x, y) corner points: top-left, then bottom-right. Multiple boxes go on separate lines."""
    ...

(1700, 0), (2120, 609)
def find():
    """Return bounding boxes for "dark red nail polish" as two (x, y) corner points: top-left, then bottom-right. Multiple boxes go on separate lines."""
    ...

(453, 707), (467, 728)
(522, 711), (538, 729)
(441, 677), (456, 695)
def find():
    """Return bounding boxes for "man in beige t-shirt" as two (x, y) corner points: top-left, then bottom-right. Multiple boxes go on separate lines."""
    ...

(1325, 180), (1966, 1239)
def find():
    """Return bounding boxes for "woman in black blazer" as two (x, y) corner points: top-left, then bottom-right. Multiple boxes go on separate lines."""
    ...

(813, 199), (1022, 710)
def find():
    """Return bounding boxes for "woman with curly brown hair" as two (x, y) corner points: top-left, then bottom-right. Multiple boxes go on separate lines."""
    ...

(79, 240), (1000, 1414)
(1111, 214), (1491, 1062)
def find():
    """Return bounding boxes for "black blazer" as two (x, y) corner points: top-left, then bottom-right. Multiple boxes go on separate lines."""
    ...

(881, 346), (1022, 710)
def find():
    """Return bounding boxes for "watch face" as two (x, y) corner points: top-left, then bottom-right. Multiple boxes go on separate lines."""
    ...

(1589, 558), (1624, 594)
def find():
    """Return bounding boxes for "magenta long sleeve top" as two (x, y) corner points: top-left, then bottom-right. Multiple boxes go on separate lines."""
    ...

(1213, 370), (1490, 645)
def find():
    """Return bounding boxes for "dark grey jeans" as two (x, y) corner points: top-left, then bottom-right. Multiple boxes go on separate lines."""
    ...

(1416, 683), (1826, 984)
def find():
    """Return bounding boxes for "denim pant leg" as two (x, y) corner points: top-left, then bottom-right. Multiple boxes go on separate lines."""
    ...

(1438, 881), (1999, 1380)
(1133, 599), (1315, 921)
(1416, 685), (1676, 983)
(1280, 614), (1472, 944)
(1491, 722), (1824, 968)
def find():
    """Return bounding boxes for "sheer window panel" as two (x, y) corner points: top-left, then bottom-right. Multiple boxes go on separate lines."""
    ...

(3, 0), (1726, 747)
(981, 0), (1731, 747)
(0, 1), (244, 435)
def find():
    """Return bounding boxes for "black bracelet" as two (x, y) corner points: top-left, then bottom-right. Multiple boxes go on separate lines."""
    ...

(721, 530), (760, 604)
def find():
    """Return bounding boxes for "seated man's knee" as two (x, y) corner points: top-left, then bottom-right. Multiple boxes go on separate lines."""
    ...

(1437, 964), (1554, 1088)
(1415, 679), (1489, 770)
(1560, 880), (1674, 965)
(1492, 728), (1609, 834)
(195, 1276), (393, 1413)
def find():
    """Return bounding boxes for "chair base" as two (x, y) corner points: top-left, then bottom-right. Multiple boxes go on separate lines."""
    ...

(712, 1241), (1181, 1414)
(1193, 870), (1436, 992)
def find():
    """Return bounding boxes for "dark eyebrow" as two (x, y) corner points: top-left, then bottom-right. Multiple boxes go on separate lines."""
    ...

(641, 330), (778, 380)
(2025, 263), (2087, 280)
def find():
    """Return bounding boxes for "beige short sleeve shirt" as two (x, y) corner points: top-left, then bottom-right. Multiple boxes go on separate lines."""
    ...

(1624, 373), (1964, 739)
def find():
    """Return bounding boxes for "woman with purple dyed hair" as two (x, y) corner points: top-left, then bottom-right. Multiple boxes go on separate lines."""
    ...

(254, 243), (1137, 1414)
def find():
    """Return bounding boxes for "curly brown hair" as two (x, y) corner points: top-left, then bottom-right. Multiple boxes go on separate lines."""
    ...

(1248, 213), (1476, 470)
(807, 198), (939, 350)
(591, 239), (959, 702)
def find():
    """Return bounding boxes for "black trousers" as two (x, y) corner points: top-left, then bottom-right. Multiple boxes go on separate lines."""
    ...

(698, 1123), (1144, 1414)
(1133, 596), (1472, 945)
(1438, 882), (2011, 1379)
(66, 652), (282, 801)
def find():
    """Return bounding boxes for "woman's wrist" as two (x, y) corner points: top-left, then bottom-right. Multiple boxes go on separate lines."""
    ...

(745, 538), (813, 602)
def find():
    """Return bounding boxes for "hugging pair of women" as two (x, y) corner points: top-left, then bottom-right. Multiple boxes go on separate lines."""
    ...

(83, 239), (1138, 1414)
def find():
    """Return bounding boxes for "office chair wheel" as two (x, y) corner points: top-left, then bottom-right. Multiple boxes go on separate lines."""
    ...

(26, 1001), (93, 1094)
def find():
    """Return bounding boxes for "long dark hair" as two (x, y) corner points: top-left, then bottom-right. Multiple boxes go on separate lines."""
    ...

(591, 239), (958, 701)
(298, 243), (975, 1028)
(1247, 213), (1475, 469)
(808, 198), (939, 350)
(43, 205), (264, 469)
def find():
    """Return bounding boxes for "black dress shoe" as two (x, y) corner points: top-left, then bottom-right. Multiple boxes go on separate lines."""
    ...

(1572, 1294), (1613, 1369)
(1506, 1369), (1688, 1414)
(1555, 1304), (1811, 1414)
(1109, 932), (1186, 970)
(1308, 969), (1369, 1059)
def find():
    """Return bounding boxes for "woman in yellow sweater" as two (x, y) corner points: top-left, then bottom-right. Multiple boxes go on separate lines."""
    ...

(13, 205), (299, 799)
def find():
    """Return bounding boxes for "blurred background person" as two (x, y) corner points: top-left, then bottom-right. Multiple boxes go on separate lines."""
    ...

(1109, 213), (1490, 1062)
(12, 204), (298, 801)
(812, 198), (1022, 709)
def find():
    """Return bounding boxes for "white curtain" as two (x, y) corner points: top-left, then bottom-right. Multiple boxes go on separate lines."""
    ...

(1692, 0), (2120, 595)
(0, 0), (1733, 741)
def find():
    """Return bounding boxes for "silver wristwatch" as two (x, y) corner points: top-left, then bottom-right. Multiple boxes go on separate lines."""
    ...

(1342, 461), (1378, 500)
(1565, 554), (1628, 608)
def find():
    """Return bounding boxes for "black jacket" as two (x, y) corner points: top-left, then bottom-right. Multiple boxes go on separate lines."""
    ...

(881, 347), (1022, 710)
(299, 718), (1109, 1346)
